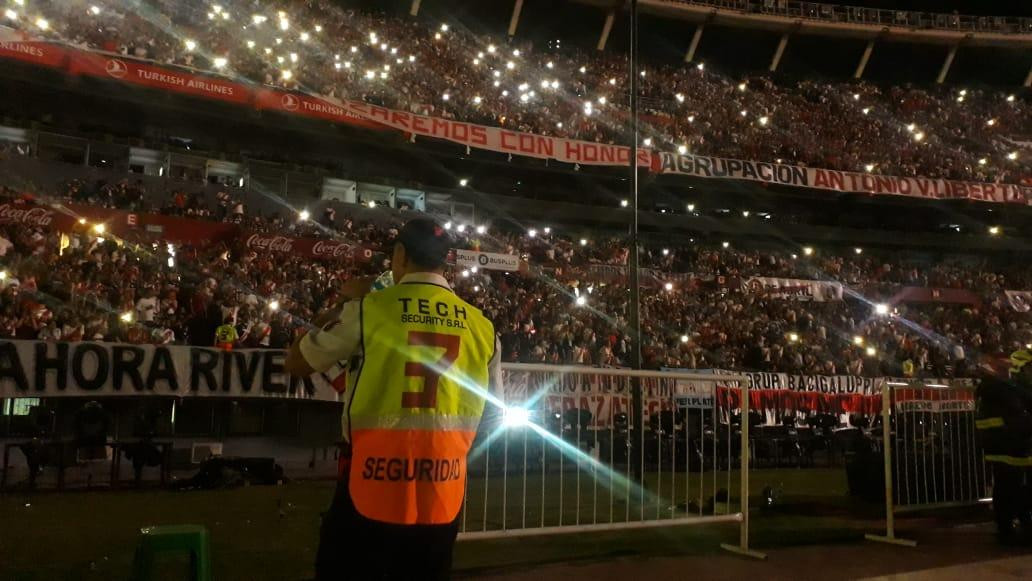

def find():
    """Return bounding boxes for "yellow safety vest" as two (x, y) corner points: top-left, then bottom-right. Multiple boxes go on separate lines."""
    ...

(214, 324), (237, 346)
(348, 279), (495, 525)
(902, 359), (915, 378)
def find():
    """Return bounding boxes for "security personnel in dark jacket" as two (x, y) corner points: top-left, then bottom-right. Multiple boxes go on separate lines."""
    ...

(975, 349), (1032, 542)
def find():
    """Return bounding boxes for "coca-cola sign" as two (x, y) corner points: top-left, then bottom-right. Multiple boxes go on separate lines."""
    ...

(311, 240), (352, 258)
(0, 204), (55, 227)
(246, 234), (295, 253)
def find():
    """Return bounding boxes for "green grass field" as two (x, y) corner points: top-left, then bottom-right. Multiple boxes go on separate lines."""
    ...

(0, 468), (868, 580)
(459, 466), (854, 532)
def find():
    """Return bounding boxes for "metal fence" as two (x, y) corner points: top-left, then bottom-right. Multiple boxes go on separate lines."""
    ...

(457, 365), (764, 557)
(675, 1), (1032, 34)
(867, 381), (989, 546)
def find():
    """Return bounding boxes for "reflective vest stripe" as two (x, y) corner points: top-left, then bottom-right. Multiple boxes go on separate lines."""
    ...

(348, 281), (494, 525)
(985, 454), (1032, 466)
(975, 417), (1005, 429)
(350, 414), (484, 431)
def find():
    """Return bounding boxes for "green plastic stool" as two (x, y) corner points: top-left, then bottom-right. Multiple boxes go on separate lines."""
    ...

(130, 524), (212, 581)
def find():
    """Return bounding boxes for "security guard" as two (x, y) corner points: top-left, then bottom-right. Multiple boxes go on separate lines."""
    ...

(901, 358), (915, 378)
(285, 218), (501, 580)
(214, 316), (238, 350)
(975, 349), (1032, 542)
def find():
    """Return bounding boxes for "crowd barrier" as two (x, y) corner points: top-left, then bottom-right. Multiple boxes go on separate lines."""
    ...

(867, 381), (989, 547)
(2, 348), (1000, 556)
(456, 364), (765, 558)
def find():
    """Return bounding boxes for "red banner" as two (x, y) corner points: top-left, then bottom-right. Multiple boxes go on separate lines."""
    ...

(0, 201), (372, 262)
(66, 51), (250, 105)
(0, 202), (236, 244)
(242, 233), (375, 262)
(892, 286), (981, 306)
(254, 89), (384, 130)
(0, 39), (66, 68)
(58, 204), (238, 246)
(0, 202), (67, 229)
(719, 387), (881, 415)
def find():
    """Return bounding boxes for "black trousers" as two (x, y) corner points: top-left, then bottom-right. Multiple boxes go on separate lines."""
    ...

(992, 463), (1031, 536)
(315, 479), (460, 580)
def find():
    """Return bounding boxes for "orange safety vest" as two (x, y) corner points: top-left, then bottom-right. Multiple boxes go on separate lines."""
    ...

(348, 279), (495, 525)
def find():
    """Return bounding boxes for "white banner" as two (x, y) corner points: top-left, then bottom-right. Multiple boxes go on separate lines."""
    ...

(502, 370), (692, 429)
(0, 340), (337, 400)
(743, 277), (844, 302)
(455, 249), (520, 272)
(655, 152), (1032, 206)
(698, 369), (881, 396)
(674, 381), (715, 408)
(895, 400), (975, 413)
(1005, 290), (1032, 312)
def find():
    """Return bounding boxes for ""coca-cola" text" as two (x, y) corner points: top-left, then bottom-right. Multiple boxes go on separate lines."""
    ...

(0, 204), (54, 227)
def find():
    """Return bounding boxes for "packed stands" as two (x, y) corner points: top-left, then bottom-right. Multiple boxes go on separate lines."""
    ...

(0, 3), (1029, 381)
(9, 0), (1030, 185)
(0, 171), (1029, 380)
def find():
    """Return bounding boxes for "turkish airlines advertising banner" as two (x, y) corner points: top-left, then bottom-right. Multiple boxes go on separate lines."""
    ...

(0, 38), (66, 67)
(655, 152), (1032, 205)
(253, 88), (385, 130)
(66, 51), (251, 105)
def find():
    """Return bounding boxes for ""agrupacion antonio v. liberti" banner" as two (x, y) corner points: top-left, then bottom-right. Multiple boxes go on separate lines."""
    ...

(654, 152), (1031, 204)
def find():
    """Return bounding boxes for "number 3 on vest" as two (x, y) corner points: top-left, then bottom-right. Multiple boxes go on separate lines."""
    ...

(403, 331), (461, 408)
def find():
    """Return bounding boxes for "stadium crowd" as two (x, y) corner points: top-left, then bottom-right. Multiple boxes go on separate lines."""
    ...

(17, 0), (1031, 184)
(0, 181), (1029, 380)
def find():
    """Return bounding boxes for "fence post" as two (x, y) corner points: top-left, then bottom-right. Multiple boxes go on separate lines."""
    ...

(721, 382), (767, 559)
(866, 382), (917, 547)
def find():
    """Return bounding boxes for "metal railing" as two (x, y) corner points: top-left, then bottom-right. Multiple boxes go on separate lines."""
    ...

(867, 381), (989, 547)
(457, 365), (764, 557)
(674, 1), (1032, 34)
